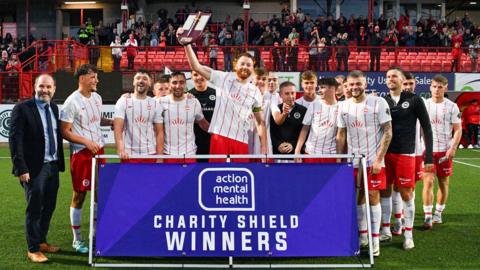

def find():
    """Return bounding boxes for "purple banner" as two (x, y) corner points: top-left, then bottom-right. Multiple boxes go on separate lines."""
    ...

(96, 163), (358, 257)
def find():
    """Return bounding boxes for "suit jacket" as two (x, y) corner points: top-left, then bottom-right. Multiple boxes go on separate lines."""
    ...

(9, 98), (65, 178)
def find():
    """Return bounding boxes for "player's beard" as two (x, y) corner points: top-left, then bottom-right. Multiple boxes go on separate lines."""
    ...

(351, 88), (365, 99)
(172, 88), (184, 99)
(135, 82), (148, 95)
(236, 68), (251, 80)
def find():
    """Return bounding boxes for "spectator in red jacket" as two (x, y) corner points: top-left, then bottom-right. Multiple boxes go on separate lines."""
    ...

(451, 30), (463, 72)
(464, 99), (480, 148)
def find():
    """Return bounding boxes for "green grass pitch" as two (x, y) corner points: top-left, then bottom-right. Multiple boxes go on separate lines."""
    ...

(0, 146), (479, 269)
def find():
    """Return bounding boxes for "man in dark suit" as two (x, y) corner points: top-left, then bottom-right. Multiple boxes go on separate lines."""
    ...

(9, 74), (65, 263)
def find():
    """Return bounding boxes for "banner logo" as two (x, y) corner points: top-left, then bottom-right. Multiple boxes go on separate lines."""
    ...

(198, 168), (255, 211)
(0, 109), (12, 138)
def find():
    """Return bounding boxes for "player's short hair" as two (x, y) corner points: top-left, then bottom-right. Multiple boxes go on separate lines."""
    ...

(319, 77), (340, 87)
(387, 66), (406, 78)
(279, 81), (296, 93)
(134, 69), (151, 79)
(34, 73), (55, 86)
(155, 74), (170, 84)
(404, 72), (415, 80)
(169, 71), (186, 81)
(335, 74), (345, 82)
(233, 52), (256, 68)
(432, 74), (448, 85)
(74, 64), (97, 79)
(301, 70), (317, 81)
(235, 52), (254, 61)
(254, 67), (268, 77)
(347, 70), (365, 79)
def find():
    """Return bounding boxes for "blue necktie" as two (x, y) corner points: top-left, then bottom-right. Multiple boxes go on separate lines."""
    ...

(44, 103), (56, 156)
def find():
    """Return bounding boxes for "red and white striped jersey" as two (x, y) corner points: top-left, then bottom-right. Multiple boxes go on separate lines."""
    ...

(425, 98), (461, 152)
(159, 95), (204, 155)
(303, 100), (339, 154)
(60, 90), (104, 154)
(296, 95), (320, 109)
(337, 95), (392, 167)
(208, 70), (262, 144)
(114, 95), (163, 155)
(248, 92), (275, 155)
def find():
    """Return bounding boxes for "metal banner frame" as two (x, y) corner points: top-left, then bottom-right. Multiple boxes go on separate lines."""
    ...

(88, 154), (374, 268)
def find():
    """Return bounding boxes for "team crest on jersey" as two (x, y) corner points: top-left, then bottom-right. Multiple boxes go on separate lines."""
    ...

(351, 120), (364, 128)
(386, 108), (390, 115)
(293, 112), (301, 119)
(82, 179), (90, 187)
(401, 101), (410, 109)
(209, 95), (216, 101)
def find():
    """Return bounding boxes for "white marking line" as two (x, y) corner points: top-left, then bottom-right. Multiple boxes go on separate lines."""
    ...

(455, 158), (480, 160)
(453, 160), (480, 169)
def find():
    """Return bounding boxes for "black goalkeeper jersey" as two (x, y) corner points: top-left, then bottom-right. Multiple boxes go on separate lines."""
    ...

(384, 91), (433, 164)
(189, 87), (216, 156)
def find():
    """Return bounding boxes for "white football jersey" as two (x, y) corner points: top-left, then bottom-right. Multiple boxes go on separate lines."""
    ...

(295, 95), (320, 109)
(208, 70), (262, 144)
(303, 100), (339, 154)
(60, 90), (104, 154)
(114, 95), (163, 155)
(159, 95), (204, 155)
(337, 95), (392, 167)
(424, 98), (461, 152)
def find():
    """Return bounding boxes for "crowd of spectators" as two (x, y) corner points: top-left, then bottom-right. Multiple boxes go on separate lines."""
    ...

(4, 3), (480, 73)
(0, 33), (33, 72)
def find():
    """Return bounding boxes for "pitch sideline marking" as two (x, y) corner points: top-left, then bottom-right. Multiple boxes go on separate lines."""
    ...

(453, 160), (480, 169)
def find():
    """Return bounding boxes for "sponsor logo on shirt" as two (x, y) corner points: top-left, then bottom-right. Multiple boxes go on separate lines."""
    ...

(351, 120), (364, 128)
(209, 95), (216, 101)
(320, 120), (335, 127)
(82, 179), (90, 187)
(185, 105), (190, 111)
(230, 92), (242, 102)
(293, 112), (301, 119)
(171, 118), (186, 125)
(135, 116), (147, 124)
(401, 101), (410, 109)
(431, 118), (443, 125)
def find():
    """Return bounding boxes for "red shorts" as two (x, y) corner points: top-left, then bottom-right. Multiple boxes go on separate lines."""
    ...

(432, 152), (453, 177)
(164, 158), (197, 164)
(354, 167), (386, 191)
(385, 153), (416, 188)
(70, 147), (105, 192)
(209, 134), (249, 162)
(121, 158), (157, 163)
(415, 156), (425, 181)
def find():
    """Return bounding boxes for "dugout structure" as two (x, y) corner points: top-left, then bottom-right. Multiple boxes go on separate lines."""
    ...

(88, 154), (375, 268)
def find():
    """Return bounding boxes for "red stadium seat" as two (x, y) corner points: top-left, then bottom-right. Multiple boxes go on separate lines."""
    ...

(431, 60), (442, 72)
(399, 60), (411, 71)
(421, 60), (431, 72)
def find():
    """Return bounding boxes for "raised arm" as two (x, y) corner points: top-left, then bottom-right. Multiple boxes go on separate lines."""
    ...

(177, 28), (212, 80)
